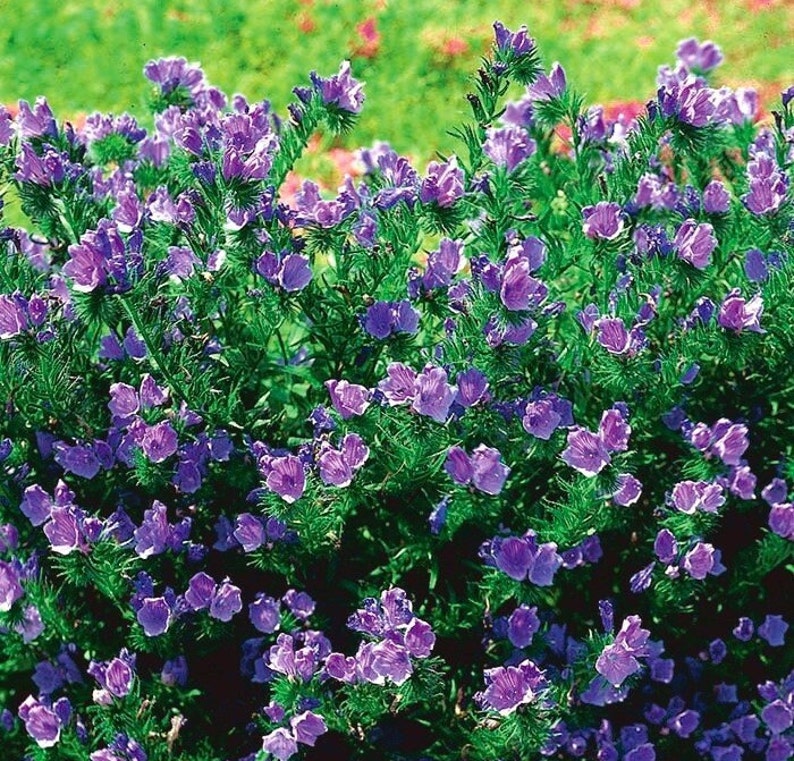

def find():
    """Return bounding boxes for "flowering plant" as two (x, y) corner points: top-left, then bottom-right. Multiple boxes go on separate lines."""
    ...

(0, 22), (792, 761)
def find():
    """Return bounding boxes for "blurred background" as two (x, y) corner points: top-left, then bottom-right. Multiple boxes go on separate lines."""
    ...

(0, 0), (791, 163)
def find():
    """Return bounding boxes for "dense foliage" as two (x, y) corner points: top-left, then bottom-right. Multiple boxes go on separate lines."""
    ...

(0, 22), (792, 761)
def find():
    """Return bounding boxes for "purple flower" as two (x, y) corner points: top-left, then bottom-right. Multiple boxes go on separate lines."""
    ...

(262, 727), (299, 761)
(0, 560), (24, 611)
(290, 711), (327, 747)
(562, 428), (611, 477)
(493, 21), (535, 56)
(250, 594), (281, 634)
(476, 660), (547, 715)
(682, 542), (718, 580)
(266, 455), (306, 503)
(411, 365), (456, 423)
(456, 368), (489, 407)
(369, 639), (413, 685)
(595, 317), (634, 354)
(769, 503), (794, 539)
(743, 157), (788, 216)
(18, 696), (62, 748)
(378, 362), (417, 405)
(676, 37), (723, 72)
(654, 529), (678, 563)
(483, 125), (536, 172)
(419, 156), (464, 207)
(140, 421), (178, 464)
(282, 589), (316, 620)
(717, 290), (764, 333)
(595, 615), (651, 687)
(20, 484), (53, 526)
(758, 614), (788, 647)
(209, 580), (243, 622)
(0, 294), (28, 339)
(703, 180), (730, 214)
(279, 254), (312, 292)
(43, 507), (85, 555)
(582, 202), (625, 241)
(53, 442), (102, 479)
(315, 60), (364, 114)
(523, 399), (562, 440)
(233, 513), (266, 552)
(404, 617), (436, 658)
(762, 700), (793, 734)
(733, 617), (754, 641)
(670, 481), (725, 513)
(674, 219), (717, 269)
(613, 474), (643, 507)
(507, 605), (540, 648)
(470, 445), (510, 495)
(325, 379), (370, 419)
(184, 572), (216, 611)
(89, 654), (135, 700)
(108, 382), (139, 420)
(500, 257), (546, 311)
(527, 63), (567, 101)
(137, 596), (172, 637)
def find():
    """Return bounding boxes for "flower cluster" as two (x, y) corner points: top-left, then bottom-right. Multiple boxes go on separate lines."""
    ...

(0, 21), (791, 761)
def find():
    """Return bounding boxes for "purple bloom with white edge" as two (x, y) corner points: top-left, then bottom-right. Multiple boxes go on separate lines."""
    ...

(599, 406), (631, 452)
(762, 701), (793, 735)
(476, 660), (547, 715)
(89, 653), (135, 700)
(279, 254), (312, 292)
(507, 605), (540, 648)
(769, 503), (794, 539)
(325, 379), (370, 419)
(709, 419), (749, 465)
(483, 125), (536, 172)
(262, 727), (299, 761)
(140, 421), (178, 464)
(20, 484), (54, 526)
(419, 156), (464, 207)
(137, 596), (172, 637)
(674, 219), (717, 269)
(682, 542), (719, 580)
(0, 560), (24, 611)
(654, 529), (678, 564)
(595, 615), (651, 687)
(18, 695), (63, 748)
(43, 507), (86, 555)
(595, 317), (633, 355)
(523, 399), (562, 440)
(290, 711), (327, 747)
(527, 62), (567, 101)
(703, 179), (731, 213)
(562, 428), (611, 477)
(670, 481), (725, 514)
(108, 382), (139, 420)
(250, 594), (281, 634)
(266, 455), (306, 503)
(0, 294), (28, 339)
(233, 513), (265, 552)
(209, 580), (243, 622)
(758, 614), (788, 647)
(411, 365), (456, 423)
(613, 474), (643, 506)
(582, 202), (625, 241)
(763, 477), (789, 505)
(378, 362), (417, 405)
(717, 290), (764, 333)
(470, 444), (510, 495)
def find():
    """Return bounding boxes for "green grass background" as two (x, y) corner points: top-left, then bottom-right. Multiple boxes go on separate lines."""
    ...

(0, 0), (791, 160)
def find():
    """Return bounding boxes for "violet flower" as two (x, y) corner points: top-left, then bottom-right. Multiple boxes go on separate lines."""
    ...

(475, 660), (547, 715)
(582, 202), (625, 241)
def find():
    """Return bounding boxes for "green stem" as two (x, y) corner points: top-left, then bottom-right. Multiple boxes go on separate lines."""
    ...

(117, 295), (192, 409)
